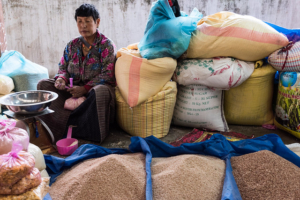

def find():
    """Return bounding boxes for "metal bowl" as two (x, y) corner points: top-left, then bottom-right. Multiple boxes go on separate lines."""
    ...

(0, 90), (58, 114)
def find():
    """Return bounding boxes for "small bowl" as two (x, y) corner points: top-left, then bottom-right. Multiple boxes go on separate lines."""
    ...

(0, 90), (58, 114)
(56, 126), (78, 156)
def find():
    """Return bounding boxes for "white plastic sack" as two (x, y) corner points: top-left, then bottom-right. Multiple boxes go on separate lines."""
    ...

(286, 143), (300, 157)
(40, 169), (50, 178)
(0, 75), (14, 95)
(0, 51), (49, 92)
(0, 119), (29, 155)
(172, 85), (229, 131)
(28, 143), (46, 171)
(173, 57), (254, 90)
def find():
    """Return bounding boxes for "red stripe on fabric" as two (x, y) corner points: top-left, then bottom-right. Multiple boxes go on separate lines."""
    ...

(128, 56), (143, 107)
(199, 23), (288, 46)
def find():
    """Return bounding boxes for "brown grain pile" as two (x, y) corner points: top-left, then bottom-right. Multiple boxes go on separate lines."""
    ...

(152, 154), (225, 200)
(49, 153), (146, 200)
(231, 150), (300, 200)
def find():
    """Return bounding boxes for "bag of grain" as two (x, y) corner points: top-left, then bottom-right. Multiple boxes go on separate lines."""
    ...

(187, 11), (289, 61)
(27, 143), (46, 171)
(115, 48), (176, 107)
(0, 119), (29, 155)
(0, 168), (41, 195)
(0, 51), (49, 92)
(172, 84), (229, 132)
(224, 64), (277, 125)
(116, 81), (177, 138)
(173, 57), (254, 89)
(0, 178), (49, 200)
(274, 72), (300, 138)
(0, 142), (35, 187)
(268, 42), (300, 71)
(0, 75), (14, 95)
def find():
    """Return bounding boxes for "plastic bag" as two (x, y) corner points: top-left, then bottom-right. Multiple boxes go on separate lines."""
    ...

(0, 168), (41, 195)
(27, 144), (46, 171)
(0, 75), (14, 95)
(0, 142), (35, 187)
(265, 21), (300, 43)
(0, 177), (50, 200)
(138, 0), (202, 59)
(0, 50), (49, 92)
(64, 96), (86, 111)
(0, 119), (29, 155)
(173, 57), (255, 89)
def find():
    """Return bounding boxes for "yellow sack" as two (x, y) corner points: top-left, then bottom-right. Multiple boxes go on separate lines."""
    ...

(115, 48), (176, 107)
(274, 72), (300, 138)
(187, 12), (289, 61)
(224, 64), (277, 125)
(116, 82), (177, 138)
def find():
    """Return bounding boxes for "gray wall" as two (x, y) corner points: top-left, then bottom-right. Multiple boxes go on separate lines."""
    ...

(2, 0), (300, 77)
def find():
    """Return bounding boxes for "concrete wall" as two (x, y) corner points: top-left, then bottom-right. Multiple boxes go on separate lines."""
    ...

(2, 0), (300, 77)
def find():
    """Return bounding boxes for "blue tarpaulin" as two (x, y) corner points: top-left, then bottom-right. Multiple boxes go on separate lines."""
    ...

(44, 134), (300, 200)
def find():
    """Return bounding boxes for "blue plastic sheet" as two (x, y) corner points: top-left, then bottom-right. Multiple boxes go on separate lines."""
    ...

(45, 134), (300, 200)
(138, 0), (202, 59)
(0, 50), (49, 91)
(265, 21), (300, 43)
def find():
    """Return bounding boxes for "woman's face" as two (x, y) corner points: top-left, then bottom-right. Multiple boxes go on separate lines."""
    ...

(76, 16), (100, 38)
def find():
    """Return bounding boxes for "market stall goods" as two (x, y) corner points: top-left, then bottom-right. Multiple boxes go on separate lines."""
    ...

(0, 168), (41, 195)
(173, 57), (254, 90)
(0, 75), (14, 95)
(231, 150), (300, 200)
(187, 11), (289, 61)
(275, 71), (300, 138)
(115, 48), (176, 107)
(152, 154), (225, 200)
(0, 149), (35, 187)
(224, 64), (276, 125)
(49, 153), (146, 200)
(172, 84), (229, 131)
(116, 82), (177, 138)
(0, 178), (49, 200)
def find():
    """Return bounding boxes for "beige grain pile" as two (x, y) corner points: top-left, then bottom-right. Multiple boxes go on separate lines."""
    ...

(231, 150), (300, 200)
(151, 154), (225, 200)
(49, 153), (146, 200)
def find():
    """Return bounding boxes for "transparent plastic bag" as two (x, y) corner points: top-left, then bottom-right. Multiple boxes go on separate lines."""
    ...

(0, 119), (29, 155)
(0, 142), (35, 187)
(0, 178), (49, 200)
(0, 168), (41, 195)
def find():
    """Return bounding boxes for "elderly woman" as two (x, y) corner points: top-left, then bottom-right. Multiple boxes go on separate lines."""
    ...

(38, 4), (116, 142)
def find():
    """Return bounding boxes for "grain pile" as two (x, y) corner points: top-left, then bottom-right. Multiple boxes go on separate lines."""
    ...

(151, 154), (225, 200)
(49, 153), (146, 200)
(231, 150), (300, 200)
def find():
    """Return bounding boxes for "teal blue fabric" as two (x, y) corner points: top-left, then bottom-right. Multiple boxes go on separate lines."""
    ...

(138, 0), (202, 59)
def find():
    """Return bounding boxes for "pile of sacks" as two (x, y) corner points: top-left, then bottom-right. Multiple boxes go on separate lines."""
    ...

(0, 119), (50, 199)
(115, 0), (299, 138)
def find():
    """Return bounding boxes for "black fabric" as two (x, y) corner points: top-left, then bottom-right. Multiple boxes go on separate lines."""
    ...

(66, 90), (101, 142)
(171, 0), (181, 17)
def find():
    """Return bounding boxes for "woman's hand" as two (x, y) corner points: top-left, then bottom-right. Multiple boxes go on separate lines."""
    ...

(54, 78), (66, 90)
(67, 86), (87, 98)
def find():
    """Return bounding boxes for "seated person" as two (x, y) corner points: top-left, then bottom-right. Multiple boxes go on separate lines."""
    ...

(38, 3), (116, 142)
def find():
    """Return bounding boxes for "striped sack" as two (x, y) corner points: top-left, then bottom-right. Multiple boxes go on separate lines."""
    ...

(115, 48), (176, 107)
(268, 42), (300, 71)
(187, 11), (289, 61)
(116, 81), (177, 138)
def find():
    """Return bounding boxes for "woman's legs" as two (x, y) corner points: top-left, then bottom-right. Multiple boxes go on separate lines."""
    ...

(37, 79), (72, 142)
